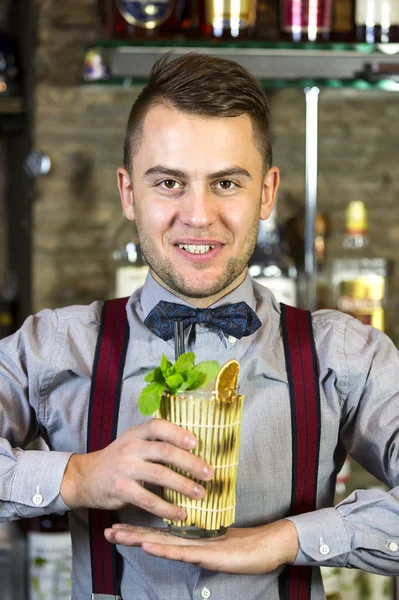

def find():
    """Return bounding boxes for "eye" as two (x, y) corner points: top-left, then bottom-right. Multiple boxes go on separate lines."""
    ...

(158, 179), (184, 191)
(215, 180), (239, 190)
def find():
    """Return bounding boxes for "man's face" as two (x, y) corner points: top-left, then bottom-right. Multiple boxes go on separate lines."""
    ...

(118, 105), (279, 306)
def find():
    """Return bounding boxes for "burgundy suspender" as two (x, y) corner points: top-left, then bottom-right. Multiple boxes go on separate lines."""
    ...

(87, 299), (320, 600)
(87, 297), (129, 599)
(279, 304), (321, 600)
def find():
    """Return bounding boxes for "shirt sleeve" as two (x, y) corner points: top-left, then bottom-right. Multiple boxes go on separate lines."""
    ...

(0, 310), (73, 520)
(287, 316), (399, 575)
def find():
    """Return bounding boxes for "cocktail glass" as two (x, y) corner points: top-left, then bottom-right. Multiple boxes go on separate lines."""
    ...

(157, 388), (244, 538)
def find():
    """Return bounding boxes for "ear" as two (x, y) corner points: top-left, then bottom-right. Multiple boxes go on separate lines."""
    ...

(260, 166), (280, 220)
(117, 167), (135, 220)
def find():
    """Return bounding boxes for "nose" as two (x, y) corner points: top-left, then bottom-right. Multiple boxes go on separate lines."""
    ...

(179, 186), (217, 229)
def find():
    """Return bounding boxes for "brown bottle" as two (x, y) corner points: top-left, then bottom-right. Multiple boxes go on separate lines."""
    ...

(331, 0), (355, 42)
(101, 0), (188, 40)
(200, 0), (258, 40)
(254, 0), (280, 41)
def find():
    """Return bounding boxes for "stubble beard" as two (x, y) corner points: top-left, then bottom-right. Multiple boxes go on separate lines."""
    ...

(133, 201), (262, 299)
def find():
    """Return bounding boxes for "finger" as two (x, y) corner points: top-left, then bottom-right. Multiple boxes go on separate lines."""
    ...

(140, 443), (213, 482)
(133, 462), (207, 500)
(120, 484), (187, 522)
(141, 542), (204, 566)
(105, 524), (222, 548)
(136, 418), (198, 451)
(105, 525), (175, 546)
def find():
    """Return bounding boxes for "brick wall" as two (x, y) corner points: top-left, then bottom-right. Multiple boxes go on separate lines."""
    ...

(0, 142), (5, 291)
(34, 0), (399, 345)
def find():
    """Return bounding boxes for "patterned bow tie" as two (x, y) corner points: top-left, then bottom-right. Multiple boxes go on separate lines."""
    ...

(144, 300), (262, 342)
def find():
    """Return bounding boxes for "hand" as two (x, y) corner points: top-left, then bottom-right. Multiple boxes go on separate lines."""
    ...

(60, 418), (214, 522)
(104, 519), (299, 574)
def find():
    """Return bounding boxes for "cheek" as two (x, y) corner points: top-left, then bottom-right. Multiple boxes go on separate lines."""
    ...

(141, 197), (177, 238)
(222, 203), (254, 233)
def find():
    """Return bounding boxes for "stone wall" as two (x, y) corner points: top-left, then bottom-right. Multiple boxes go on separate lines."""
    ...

(34, 1), (399, 344)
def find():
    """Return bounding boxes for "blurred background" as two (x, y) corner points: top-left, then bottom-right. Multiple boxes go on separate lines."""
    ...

(1, 1), (399, 599)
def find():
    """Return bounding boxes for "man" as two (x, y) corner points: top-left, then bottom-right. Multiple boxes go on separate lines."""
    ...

(1, 52), (399, 600)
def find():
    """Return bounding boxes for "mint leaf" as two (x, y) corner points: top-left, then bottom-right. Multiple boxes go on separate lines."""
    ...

(195, 361), (220, 388)
(138, 352), (221, 416)
(165, 365), (175, 378)
(138, 382), (165, 417)
(144, 367), (164, 384)
(179, 368), (199, 390)
(165, 373), (184, 392)
(160, 354), (172, 377)
(183, 368), (202, 386)
(175, 352), (195, 374)
(186, 370), (207, 391)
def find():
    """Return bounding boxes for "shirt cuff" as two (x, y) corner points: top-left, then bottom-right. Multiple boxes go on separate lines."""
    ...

(286, 508), (351, 566)
(11, 450), (73, 518)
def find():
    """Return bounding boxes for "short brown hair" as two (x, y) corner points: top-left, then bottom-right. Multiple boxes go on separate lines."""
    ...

(123, 52), (272, 174)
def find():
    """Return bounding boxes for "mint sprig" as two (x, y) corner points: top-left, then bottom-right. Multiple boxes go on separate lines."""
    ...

(138, 352), (220, 417)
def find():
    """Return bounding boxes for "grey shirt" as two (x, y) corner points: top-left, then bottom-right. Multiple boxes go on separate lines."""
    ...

(1, 272), (399, 600)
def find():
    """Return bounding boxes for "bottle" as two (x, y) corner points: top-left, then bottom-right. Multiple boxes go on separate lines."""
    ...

(101, 0), (188, 40)
(320, 565), (342, 599)
(26, 514), (72, 600)
(330, 201), (389, 332)
(111, 218), (148, 298)
(0, 521), (26, 600)
(355, 0), (399, 44)
(283, 209), (329, 311)
(254, 0), (280, 41)
(279, 0), (334, 42)
(331, 0), (355, 42)
(201, 0), (258, 40)
(249, 207), (297, 306)
(21, 439), (72, 600)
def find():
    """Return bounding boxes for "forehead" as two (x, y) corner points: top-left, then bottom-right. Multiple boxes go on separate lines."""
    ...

(134, 104), (262, 173)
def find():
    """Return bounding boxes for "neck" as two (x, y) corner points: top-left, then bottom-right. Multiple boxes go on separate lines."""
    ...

(150, 269), (248, 308)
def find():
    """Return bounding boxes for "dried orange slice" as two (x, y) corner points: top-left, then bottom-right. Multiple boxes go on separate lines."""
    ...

(214, 359), (240, 394)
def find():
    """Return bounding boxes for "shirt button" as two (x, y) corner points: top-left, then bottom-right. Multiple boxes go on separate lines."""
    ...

(319, 543), (331, 556)
(228, 335), (236, 344)
(32, 491), (43, 506)
(388, 542), (398, 552)
(201, 587), (211, 599)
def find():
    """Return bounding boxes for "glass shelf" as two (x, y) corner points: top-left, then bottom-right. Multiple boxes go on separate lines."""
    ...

(82, 76), (399, 91)
(89, 39), (395, 54)
(83, 40), (399, 90)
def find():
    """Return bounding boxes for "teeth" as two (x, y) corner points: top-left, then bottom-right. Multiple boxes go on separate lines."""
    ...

(178, 244), (215, 255)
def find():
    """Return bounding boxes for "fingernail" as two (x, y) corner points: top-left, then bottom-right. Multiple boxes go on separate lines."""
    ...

(194, 485), (205, 498)
(115, 531), (129, 539)
(203, 465), (214, 478)
(185, 435), (196, 449)
(177, 509), (186, 521)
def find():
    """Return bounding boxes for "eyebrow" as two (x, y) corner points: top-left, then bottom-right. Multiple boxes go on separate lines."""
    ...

(142, 165), (253, 181)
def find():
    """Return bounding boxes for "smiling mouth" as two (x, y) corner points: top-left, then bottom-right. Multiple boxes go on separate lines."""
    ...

(176, 243), (216, 255)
